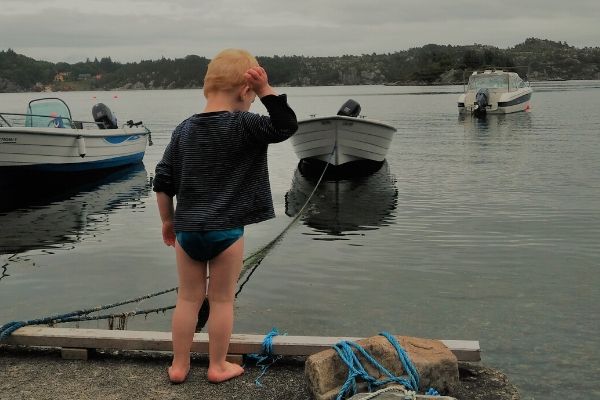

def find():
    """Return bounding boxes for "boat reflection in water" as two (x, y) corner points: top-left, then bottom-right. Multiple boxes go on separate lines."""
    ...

(458, 111), (533, 136)
(285, 161), (398, 237)
(0, 163), (151, 255)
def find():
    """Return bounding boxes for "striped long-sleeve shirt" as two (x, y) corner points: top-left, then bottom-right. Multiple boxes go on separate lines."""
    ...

(153, 94), (298, 231)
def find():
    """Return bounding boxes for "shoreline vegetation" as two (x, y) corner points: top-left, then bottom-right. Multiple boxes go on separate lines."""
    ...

(1, 38), (599, 93)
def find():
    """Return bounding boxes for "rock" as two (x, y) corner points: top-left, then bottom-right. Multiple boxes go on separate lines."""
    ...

(305, 335), (459, 400)
(453, 363), (520, 400)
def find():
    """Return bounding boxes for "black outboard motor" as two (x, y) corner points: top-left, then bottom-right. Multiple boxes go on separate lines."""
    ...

(337, 99), (361, 117)
(473, 88), (489, 118)
(92, 103), (118, 129)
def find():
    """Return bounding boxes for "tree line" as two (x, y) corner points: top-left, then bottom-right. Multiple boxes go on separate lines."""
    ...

(1, 38), (599, 93)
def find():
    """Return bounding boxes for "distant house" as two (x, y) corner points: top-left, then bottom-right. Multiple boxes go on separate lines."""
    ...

(95, 74), (102, 80)
(78, 73), (92, 80)
(53, 72), (70, 82)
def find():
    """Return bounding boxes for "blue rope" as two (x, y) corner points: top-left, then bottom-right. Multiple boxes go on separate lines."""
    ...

(333, 332), (426, 400)
(426, 388), (440, 396)
(379, 332), (420, 391)
(245, 327), (283, 387)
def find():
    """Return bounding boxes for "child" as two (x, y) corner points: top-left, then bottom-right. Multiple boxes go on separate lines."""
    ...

(153, 48), (297, 384)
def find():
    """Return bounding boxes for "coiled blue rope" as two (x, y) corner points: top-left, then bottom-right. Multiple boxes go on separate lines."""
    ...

(333, 332), (433, 400)
(245, 327), (284, 387)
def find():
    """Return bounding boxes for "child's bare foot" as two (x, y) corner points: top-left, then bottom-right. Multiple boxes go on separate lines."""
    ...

(207, 361), (244, 383)
(168, 364), (190, 384)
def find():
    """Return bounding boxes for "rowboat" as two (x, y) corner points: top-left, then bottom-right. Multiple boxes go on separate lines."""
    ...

(0, 98), (151, 173)
(291, 99), (396, 167)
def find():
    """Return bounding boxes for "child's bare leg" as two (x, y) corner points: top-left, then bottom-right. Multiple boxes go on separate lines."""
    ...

(169, 242), (207, 383)
(206, 237), (244, 383)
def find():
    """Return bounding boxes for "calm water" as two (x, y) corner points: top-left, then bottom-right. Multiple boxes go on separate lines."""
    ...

(1, 83), (599, 399)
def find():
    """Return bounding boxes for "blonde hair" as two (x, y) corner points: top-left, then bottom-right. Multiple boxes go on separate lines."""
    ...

(203, 49), (259, 96)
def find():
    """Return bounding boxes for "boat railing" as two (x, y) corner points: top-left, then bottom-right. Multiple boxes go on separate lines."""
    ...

(0, 112), (111, 130)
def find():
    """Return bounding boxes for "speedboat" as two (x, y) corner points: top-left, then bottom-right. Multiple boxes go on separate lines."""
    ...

(0, 98), (151, 173)
(458, 70), (532, 117)
(291, 99), (396, 167)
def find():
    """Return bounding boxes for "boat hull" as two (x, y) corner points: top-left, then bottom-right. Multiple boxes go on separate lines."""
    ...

(0, 126), (149, 172)
(458, 88), (533, 114)
(291, 116), (396, 166)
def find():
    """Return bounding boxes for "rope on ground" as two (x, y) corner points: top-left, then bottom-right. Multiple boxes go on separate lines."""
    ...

(244, 327), (285, 386)
(333, 331), (422, 400)
(358, 385), (414, 400)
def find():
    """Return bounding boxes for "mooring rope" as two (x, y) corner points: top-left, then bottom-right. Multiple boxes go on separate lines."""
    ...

(333, 332), (422, 400)
(0, 147), (335, 339)
(235, 147), (335, 294)
(0, 288), (178, 339)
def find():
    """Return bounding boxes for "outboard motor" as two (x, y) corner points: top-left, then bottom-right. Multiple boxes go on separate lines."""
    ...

(92, 103), (118, 129)
(473, 88), (489, 118)
(337, 99), (361, 117)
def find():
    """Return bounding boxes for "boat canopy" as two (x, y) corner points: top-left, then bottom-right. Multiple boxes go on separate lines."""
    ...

(467, 72), (527, 91)
(25, 98), (73, 128)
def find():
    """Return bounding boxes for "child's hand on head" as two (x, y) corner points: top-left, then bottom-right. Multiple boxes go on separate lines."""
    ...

(244, 66), (275, 98)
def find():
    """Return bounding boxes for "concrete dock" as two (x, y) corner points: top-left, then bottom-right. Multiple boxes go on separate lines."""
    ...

(1, 344), (519, 400)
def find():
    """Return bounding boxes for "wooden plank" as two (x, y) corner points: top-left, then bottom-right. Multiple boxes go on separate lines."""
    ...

(2, 327), (480, 361)
(225, 354), (244, 365)
(60, 348), (89, 360)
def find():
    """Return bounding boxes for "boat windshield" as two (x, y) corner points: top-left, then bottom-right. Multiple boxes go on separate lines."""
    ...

(25, 98), (73, 128)
(468, 75), (509, 90)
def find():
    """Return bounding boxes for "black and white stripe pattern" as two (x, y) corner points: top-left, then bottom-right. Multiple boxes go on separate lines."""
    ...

(153, 94), (297, 231)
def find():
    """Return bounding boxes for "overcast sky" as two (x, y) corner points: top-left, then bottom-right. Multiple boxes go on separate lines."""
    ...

(1, 0), (599, 63)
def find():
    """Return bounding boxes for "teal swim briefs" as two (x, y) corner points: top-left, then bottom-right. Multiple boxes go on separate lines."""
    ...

(176, 227), (244, 262)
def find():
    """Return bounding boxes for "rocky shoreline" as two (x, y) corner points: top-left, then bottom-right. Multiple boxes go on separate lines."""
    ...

(1, 345), (519, 400)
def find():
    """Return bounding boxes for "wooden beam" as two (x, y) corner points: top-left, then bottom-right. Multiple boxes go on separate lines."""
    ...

(2, 327), (480, 362)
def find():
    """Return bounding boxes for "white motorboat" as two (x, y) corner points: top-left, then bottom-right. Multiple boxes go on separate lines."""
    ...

(0, 98), (151, 173)
(291, 99), (396, 166)
(458, 70), (532, 116)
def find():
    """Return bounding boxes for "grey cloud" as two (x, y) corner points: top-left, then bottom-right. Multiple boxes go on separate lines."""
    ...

(1, 1), (598, 62)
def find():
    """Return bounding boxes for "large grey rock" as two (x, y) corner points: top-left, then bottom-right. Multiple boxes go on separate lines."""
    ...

(305, 335), (458, 400)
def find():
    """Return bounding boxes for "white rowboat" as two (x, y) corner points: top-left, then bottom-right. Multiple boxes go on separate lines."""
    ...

(291, 99), (396, 166)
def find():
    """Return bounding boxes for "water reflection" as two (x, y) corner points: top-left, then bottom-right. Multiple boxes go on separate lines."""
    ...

(285, 161), (398, 237)
(458, 111), (533, 136)
(0, 164), (151, 255)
